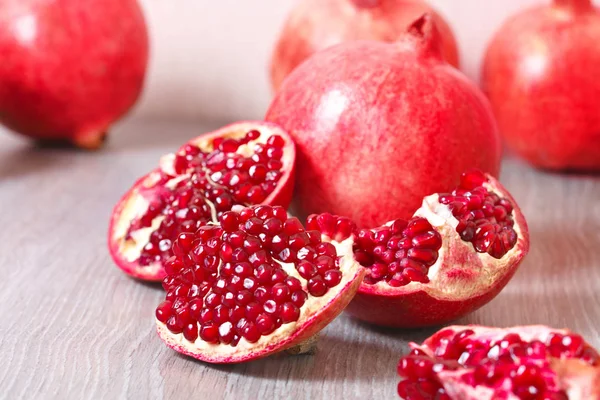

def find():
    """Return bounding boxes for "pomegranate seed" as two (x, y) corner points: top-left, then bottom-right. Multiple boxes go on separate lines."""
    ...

(183, 323), (199, 341)
(156, 301), (173, 323)
(200, 324), (219, 343)
(308, 277), (327, 297)
(281, 303), (300, 323)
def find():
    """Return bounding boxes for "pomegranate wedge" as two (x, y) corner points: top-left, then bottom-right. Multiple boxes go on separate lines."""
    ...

(397, 325), (600, 399)
(108, 122), (295, 281)
(309, 170), (530, 328)
(155, 206), (365, 363)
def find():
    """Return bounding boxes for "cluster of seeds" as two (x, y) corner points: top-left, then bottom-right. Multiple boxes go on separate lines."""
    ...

(127, 130), (287, 266)
(439, 170), (517, 259)
(156, 205), (345, 346)
(397, 328), (600, 400)
(353, 218), (442, 287)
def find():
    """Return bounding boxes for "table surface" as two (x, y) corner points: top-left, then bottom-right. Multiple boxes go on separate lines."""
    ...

(1, 119), (599, 400)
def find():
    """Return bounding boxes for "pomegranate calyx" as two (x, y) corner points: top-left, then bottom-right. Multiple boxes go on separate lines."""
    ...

(404, 13), (444, 61)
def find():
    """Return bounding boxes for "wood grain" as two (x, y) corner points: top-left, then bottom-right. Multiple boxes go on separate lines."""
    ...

(0, 119), (599, 400)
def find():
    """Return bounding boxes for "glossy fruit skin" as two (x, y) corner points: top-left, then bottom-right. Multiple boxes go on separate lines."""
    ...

(482, 0), (600, 170)
(270, 0), (459, 91)
(266, 19), (500, 228)
(0, 0), (148, 148)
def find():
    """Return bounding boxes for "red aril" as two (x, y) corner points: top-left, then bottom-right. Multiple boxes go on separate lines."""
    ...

(155, 205), (364, 363)
(397, 325), (600, 399)
(308, 171), (530, 328)
(482, 0), (600, 170)
(0, 0), (148, 148)
(266, 15), (501, 228)
(108, 122), (296, 281)
(270, 0), (459, 91)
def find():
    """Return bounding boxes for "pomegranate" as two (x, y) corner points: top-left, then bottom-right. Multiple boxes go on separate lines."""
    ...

(0, 0), (148, 148)
(397, 325), (600, 399)
(155, 205), (365, 363)
(270, 0), (459, 92)
(266, 15), (501, 228)
(482, 0), (600, 170)
(309, 170), (530, 328)
(108, 122), (296, 281)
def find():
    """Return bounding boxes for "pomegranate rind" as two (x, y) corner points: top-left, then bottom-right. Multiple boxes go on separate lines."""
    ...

(406, 325), (600, 400)
(155, 237), (365, 363)
(346, 173), (530, 327)
(107, 121), (296, 281)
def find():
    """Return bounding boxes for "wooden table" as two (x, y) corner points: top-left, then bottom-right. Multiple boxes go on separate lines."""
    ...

(1, 119), (599, 399)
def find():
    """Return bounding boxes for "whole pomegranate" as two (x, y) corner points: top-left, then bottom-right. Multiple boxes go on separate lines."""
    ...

(482, 0), (600, 170)
(397, 325), (600, 399)
(309, 170), (530, 328)
(0, 0), (148, 148)
(266, 15), (501, 228)
(270, 0), (459, 91)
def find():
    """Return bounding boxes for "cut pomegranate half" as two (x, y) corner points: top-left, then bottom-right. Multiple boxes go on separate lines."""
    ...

(108, 122), (296, 281)
(155, 205), (365, 363)
(397, 325), (600, 400)
(308, 170), (530, 328)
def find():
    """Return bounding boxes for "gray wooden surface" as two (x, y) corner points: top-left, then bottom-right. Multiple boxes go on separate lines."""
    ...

(1, 119), (599, 400)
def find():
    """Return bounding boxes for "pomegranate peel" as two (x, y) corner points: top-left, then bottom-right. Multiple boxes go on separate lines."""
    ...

(108, 121), (296, 281)
(339, 171), (530, 328)
(155, 206), (365, 363)
(398, 325), (600, 399)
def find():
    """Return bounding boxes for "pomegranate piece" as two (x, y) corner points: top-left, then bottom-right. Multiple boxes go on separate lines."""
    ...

(266, 15), (500, 228)
(310, 170), (530, 328)
(0, 0), (148, 148)
(270, 0), (459, 92)
(155, 205), (365, 363)
(397, 325), (600, 400)
(108, 122), (296, 281)
(482, 0), (600, 170)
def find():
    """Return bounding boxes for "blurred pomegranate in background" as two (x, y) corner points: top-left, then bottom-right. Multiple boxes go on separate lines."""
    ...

(482, 0), (600, 170)
(0, 0), (148, 149)
(266, 15), (500, 228)
(270, 0), (459, 92)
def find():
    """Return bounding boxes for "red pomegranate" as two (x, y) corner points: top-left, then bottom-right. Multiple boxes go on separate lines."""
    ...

(0, 0), (148, 148)
(266, 15), (501, 228)
(270, 0), (459, 91)
(397, 325), (600, 399)
(155, 205), (364, 363)
(108, 122), (296, 281)
(482, 0), (600, 170)
(309, 170), (530, 328)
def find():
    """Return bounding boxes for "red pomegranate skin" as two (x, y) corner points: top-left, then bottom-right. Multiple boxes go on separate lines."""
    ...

(270, 0), (459, 92)
(482, 0), (600, 170)
(0, 0), (148, 148)
(266, 19), (501, 228)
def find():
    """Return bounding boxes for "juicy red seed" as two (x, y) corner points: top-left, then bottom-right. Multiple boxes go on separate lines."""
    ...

(220, 211), (239, 232)
(256, 313), (276, 335)
(308, 277), (327, 297)
(200, 325), (219, 343)
(266, 135), (285, 148)
(297, 261), (317, 279)
(323, 269), (342, 288)
(156, 301), (173, 323)
(271, 283), (290, 302)
(291, 291), (307, 307)
(316, 242), (337, 258)
(281, 303), (300, 323)
(284, 277), (302, 292)
(284, 218), (304, 235)
(183, 323), (199, 341)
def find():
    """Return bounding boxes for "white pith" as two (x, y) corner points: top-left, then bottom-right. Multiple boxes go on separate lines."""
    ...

(110, 123), (294, 269)
(406, 325), (600, 400)
(364, 178), (526, 300)
(156, 236), (364, 362)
